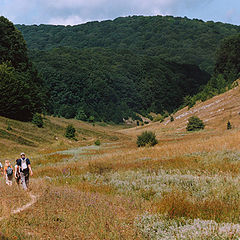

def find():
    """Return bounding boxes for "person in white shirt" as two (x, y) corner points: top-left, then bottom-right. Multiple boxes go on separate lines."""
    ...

(16, 153), (33, 190)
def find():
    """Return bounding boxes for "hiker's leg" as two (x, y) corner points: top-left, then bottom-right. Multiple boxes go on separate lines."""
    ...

(9, 175), (13, 186)
(20, 172), (27, 190)
(25, 172), (29, 188)
(5, 174), (9, 185)
(16, 175), (20, 185)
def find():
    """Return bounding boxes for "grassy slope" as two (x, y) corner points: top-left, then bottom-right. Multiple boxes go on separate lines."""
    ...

(2, 84), (240, 239)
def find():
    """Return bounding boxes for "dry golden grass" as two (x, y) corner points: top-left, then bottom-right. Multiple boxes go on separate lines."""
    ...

(2, 86), (240, 238)
(1, 186), (145, 239)
(152, 189), (240, 223)
(0, 180), (31, 218)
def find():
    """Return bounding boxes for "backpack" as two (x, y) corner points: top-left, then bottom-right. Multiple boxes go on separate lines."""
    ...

(7, 166), (13, 176)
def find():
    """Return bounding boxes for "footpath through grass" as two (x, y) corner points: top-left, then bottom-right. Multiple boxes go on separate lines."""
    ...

(2, 124), (240, 239)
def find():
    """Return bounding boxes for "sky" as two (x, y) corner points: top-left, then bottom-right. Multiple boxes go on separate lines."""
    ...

(0, 0), (240, 26)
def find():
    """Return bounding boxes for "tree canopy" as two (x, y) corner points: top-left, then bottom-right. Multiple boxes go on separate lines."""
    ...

(16, 15), (240, 73)
(215, 34), (240, 82)
(29, 47), (210, 123)
(0, 16), (46, 121)
(12, 15), (240, 122)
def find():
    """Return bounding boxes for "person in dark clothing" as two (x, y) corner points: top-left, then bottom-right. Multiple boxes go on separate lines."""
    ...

(16, 153), (33, 190)
(14, 159), (20, 186)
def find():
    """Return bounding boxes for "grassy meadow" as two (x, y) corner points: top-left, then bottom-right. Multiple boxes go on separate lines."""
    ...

(1, 91), (240, 239)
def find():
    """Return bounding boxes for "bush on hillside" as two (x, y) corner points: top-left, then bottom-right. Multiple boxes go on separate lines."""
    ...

(65, 124), (76, 139)
(6, 121), (12, 131)
(227, 121), (232, 130)
(95, 139), (101, 146)
(32, 113), (43, 128)
(186, 116), (205, 131)
(137, 131), (158, 147)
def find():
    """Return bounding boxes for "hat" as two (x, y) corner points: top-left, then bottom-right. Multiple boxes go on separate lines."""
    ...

(20, 152), (25, 156)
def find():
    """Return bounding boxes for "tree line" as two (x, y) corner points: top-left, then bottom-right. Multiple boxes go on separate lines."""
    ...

(0, 16), (239, 123)
(29, 47), (210, 123)
(16, 15), (240, 73)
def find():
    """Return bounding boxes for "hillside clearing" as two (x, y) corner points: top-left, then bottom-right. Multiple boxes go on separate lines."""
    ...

(2, 86), (240, 239)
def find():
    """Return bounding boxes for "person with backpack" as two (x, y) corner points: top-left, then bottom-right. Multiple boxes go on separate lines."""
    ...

(4, 160), (14, 186)
(17, 153), (33, 190)
(0, 161), (3, 175)
(14, 159), (20, 186)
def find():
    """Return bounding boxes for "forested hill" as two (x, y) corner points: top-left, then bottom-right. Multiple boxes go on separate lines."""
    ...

(29, 47), (210, 123)
(16, 15), (240, 73)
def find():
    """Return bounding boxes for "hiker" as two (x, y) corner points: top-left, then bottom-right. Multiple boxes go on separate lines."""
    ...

(17, 153), (33, 190)
(4, 160), (14, 186)
(0, 161), (3, 175)
(14, 159), (20, 186)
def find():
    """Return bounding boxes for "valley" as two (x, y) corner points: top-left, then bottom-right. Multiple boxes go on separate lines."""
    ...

(1, 84), (240, 239)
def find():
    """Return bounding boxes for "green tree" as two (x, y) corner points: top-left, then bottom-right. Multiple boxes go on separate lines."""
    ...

(227, 120), (232, 130)
(137, 131), (158, 147)
(32, 113), (43, 128)
(76, 107), (87, 121)
(186, 116), (205, 131)
(65, 125), (76, 139)
(0, 17), (46, 121)
(215, 34), (240, 82)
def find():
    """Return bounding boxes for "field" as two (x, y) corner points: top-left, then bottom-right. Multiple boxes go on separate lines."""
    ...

(1, 85), (240, 239)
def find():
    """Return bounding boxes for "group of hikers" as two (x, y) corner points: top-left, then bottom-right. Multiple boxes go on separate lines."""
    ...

(0, 153), (33, 190)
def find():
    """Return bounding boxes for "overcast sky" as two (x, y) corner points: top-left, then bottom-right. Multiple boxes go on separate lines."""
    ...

(1, 0), (240, 26)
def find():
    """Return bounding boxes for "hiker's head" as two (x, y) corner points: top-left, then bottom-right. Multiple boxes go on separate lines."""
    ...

(5, 160), (10, 166)
(20, 153), (25, 158)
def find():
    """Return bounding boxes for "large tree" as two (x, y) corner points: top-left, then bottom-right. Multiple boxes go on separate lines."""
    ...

(214, 34), (240, 82)
(0, 16), (46, 121)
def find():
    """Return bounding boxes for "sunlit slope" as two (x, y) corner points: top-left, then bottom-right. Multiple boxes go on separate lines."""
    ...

(120, 80), (240, 137)
(0, 116), (125, 158)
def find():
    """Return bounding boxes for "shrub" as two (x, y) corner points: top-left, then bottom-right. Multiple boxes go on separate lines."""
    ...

(186, 116), (205, 131)
(32, 113), (43, 128)
(65, 124), (76, 139)
(170, 115), (174, 122)
(137, 131), (158, 147)
(95, 139), (101, 146)
(88, 116), (95, 123)
(227, 121), (232, 130)
(6, 121), (12, 130)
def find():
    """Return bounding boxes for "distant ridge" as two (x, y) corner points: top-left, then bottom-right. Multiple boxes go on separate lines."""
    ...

(16, 15), (240, 73)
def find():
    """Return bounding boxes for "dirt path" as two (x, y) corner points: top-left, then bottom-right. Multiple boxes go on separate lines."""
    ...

(0, 192), (37, 221)
(12, 192), (37, 214)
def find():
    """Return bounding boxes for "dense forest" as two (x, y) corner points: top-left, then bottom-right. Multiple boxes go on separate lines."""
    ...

(16, 15), (240, 73)
(1, 16), (239, 123)
(0, 16), (46, 121)
(15, 15), (240, 123)
(30, 47), (210, 122)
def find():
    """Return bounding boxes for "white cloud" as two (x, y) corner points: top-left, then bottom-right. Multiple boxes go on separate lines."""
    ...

(46, 0), (107, 8)
(1, 0), (239, 25)
(48, 15), (90, 26)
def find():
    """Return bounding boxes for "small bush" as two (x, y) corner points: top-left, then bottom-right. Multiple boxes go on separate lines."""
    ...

(32, 113), (43, 128)
(137, 131), (158, 147)
(88, 116), (95, 123)
(153, 114), (164, 122)
(95, 139), (101, 146)
(6, 121), (12, 131)
(65, 124), (76, 139)
(170, 115), (174, 122)
(227, 121), (232, 130)
(186, 116), (205, 131)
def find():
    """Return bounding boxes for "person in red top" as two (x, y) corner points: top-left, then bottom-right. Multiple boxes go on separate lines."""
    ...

(4, 160), (14, 186)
